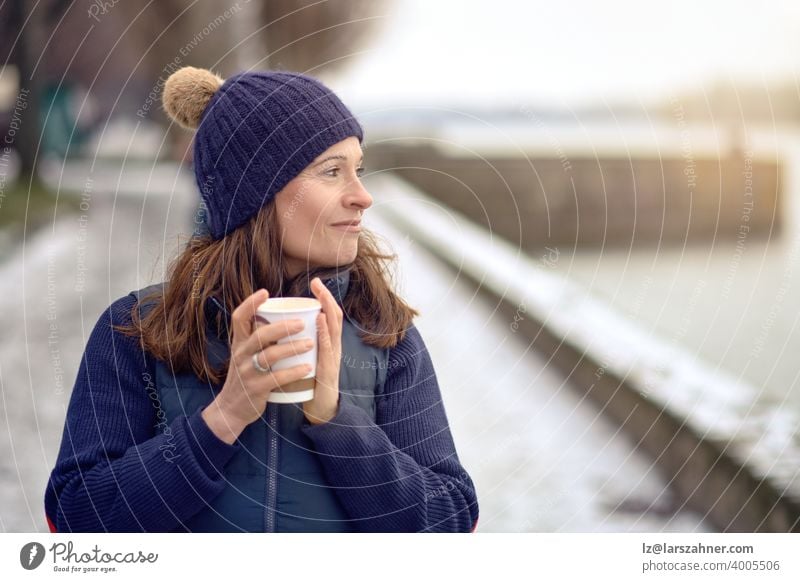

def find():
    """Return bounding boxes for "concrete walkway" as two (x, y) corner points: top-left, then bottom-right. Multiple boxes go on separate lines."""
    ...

(0, 172), (195, 532)
(365, 205), (711, 532)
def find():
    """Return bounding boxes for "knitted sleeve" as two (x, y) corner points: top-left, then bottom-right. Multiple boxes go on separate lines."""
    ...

(299, 323), (479, 532)
(44, 294), (241, 532)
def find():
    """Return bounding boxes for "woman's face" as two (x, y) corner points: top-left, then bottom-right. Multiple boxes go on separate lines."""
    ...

(274, 136), (373, 278)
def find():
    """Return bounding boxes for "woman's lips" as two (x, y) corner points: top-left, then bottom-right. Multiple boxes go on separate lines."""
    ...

(331, 223), (361, 233)
(330, 223), (362, 233)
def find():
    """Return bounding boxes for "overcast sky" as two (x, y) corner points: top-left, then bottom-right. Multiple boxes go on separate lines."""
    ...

(336, 0), (800, 111)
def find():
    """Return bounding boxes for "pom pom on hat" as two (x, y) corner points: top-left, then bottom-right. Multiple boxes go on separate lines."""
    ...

(161, 66), (224, 129)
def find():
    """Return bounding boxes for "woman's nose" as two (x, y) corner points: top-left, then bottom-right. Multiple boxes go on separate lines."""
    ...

(346, 178), (373, 209)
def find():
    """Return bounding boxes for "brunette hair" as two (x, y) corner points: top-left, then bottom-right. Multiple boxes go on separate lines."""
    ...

(113, 201), (419, 385)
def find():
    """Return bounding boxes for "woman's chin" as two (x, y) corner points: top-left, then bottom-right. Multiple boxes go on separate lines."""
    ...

(333, 252), (357, 266)
(332, 245), (358, 264)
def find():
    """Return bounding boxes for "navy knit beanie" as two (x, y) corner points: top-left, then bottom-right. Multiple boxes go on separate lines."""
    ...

(161, 66), (364, 240)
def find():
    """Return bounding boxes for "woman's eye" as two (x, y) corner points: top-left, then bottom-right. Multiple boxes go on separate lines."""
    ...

(323, 166), (365, 178)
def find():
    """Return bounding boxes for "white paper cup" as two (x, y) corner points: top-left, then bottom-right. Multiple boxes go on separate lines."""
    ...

(255, 297), (321, 404)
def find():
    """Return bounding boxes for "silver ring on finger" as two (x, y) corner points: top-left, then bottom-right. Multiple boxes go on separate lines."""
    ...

(252, 352), (271, 374)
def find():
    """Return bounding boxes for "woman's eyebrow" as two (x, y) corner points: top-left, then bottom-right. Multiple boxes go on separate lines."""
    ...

(312, 154), (365, 167)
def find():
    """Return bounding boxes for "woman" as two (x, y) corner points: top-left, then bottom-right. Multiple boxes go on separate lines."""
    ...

(44, 66), (479, 533)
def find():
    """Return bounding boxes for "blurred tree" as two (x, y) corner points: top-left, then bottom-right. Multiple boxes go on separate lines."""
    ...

(3, 0), (48, 180)
(0, 0), (390, 166)
(258, 0), (388, 77)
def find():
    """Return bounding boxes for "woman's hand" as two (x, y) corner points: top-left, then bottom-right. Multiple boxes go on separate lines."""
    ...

(202, 289), (315, 444)
(303, 277), (343, 425)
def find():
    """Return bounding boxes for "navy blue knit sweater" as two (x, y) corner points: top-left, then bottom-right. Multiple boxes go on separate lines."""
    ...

(44, 293), (479, 533)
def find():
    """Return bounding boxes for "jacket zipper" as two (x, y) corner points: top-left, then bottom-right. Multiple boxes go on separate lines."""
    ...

(214, 280), (371, 533)
(265, 404), (279, 532)
(209, 294), (280, 532)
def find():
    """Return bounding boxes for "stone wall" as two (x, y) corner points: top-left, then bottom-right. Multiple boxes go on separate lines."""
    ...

(368, 142), (781, 249)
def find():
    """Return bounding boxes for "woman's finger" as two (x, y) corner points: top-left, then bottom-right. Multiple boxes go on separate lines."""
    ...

(231, 289), (268, 346)
(317, 312), (331, 350)
(311, 278), (341, 337)
(242, 318), (306, 356)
